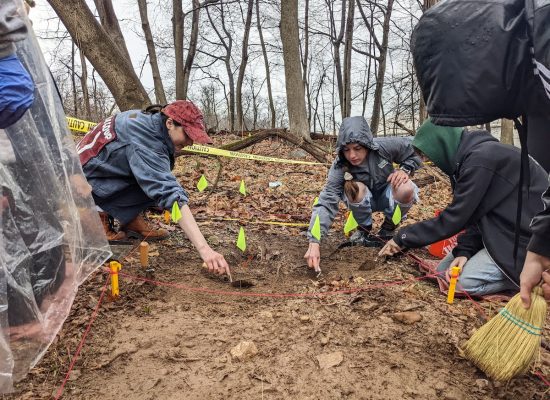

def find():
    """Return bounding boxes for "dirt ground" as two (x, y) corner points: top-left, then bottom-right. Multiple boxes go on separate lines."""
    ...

(6, 136), (550, 399)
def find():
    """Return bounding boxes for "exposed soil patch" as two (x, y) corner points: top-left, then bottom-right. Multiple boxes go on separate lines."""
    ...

(6, 136), (550, 400)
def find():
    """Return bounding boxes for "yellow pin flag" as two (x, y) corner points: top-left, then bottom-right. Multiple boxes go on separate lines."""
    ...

(109, 261), (121, 298)
(197, 175), (208, 192)
(447, 266), (461, 304)
(163, 210), (171, 224)
(311, 214), (321, 241)
(392, 204), (402, 225)
(239, 179), (247, 196)
(344, 211), (358, 235)
(236, 226), (247, 252)
(171, 201), (182, 223)
(313, 197), (319, 206)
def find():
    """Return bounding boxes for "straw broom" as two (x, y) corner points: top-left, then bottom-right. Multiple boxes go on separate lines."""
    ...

(463, 287), (547, 381)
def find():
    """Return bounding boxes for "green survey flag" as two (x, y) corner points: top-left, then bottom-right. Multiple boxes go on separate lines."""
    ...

(239, 179), (247, 196)
(392, 204), (402, 225)
(236, 227), (247, 252)
(171, 201), (182, 223)
(313, 197), (319, 207)
(344, 211), (359, 235)
(311, 214), (321, 241)
(197, 175), (208, 192)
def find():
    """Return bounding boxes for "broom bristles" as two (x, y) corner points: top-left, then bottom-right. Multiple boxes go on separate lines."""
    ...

(463, 287), (547, 381)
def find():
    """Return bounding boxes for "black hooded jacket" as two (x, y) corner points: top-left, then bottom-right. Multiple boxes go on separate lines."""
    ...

(394, 130), (548, 284)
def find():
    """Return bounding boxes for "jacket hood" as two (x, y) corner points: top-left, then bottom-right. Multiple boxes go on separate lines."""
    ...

(336, 116), (379, 153)
(454, 129), (500, 167)
(412, 119), (463, 175)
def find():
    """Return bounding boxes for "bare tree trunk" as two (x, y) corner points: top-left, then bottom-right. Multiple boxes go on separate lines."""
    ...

(207, 4), (235, 131)
(79, 49), (91, 118)
(423, 0), (440, 10)
(280, 0), (310, 140)
(500, 118), (514, 145)
(92, 69), (99, 118)
(138, 0), (167, 104)
(419, 95), (426, 125)
(236, 0), (254, 131)
(251, 79), (258, 130)
(256, 0), (275, 128)
(48, 0), (150, 110)
(362, 22), (374, 117)
(182, 0), (201, 99)
(485, 122), (491, 132)
(71, 41), (78, 116)
(342, 0), (354, 118)
(302, 0), (312, 124)
(330, 0), (346, 117)
(93, 0), (132, 65)
(173, 0), (185, 99)
(369, 0), (393, 136)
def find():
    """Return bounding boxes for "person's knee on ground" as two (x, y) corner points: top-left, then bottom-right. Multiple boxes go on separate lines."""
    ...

(437, 250), (516, 296)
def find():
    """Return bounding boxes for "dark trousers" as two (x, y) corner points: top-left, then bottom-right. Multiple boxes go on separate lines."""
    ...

(92, 184), (155, 225)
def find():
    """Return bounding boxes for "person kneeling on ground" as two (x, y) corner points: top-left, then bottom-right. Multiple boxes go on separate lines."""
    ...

(304, 116), (422, 272)
(78, 100), (229, 275)
(379, 119), (548, 296)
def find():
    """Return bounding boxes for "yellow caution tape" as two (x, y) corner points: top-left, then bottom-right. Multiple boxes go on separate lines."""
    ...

(66, 116), (327, 166)
(183, 144), (326, 166)
(66, 116), (97, 133)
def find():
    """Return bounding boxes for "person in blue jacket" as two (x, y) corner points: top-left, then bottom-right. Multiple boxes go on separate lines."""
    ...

(304, 116), (422, 273)
(78, 100), (230, 276)
(0, 0), (34, 128)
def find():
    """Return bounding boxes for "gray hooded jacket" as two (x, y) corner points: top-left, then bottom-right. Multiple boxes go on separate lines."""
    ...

(308, 116), (422, 242)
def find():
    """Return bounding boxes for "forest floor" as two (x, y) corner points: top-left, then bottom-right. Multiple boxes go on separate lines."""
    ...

(5, 133), (550, 400)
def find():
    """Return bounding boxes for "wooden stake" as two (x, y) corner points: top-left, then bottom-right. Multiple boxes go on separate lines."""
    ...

(140, 241), (149, 268)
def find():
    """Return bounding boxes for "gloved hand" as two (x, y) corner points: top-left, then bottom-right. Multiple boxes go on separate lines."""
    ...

(0, 54), (34, 128)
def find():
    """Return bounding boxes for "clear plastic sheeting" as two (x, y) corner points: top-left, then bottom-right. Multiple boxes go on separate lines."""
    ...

(0, 12), (111, 393)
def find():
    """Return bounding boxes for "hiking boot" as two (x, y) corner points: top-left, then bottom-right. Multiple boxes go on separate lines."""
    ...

(99, 212), (127, 241)
(122, 214), (169, 241)
(377, 217), (398, 240)
(347, 226), (383, 248)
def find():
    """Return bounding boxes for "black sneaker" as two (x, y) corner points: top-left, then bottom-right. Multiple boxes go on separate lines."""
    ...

(347, 230), (383, 248)
(377, 217), (398, 240)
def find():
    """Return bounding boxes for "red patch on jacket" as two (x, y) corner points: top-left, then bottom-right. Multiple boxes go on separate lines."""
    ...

(76, 116), (117, 166)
